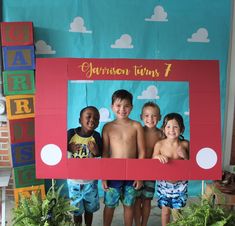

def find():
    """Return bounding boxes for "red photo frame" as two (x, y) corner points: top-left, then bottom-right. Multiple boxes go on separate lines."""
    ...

(35, 58), (222, 180)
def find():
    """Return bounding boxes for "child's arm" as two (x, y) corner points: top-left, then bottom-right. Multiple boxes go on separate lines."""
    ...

(136, 122), (145, 159)
(101, 124), (110, 191)
(102, 124), (110, 158)
(152, 141), (168, 163)
(177, 140), (189, 160)
(88, 132), (103, 157)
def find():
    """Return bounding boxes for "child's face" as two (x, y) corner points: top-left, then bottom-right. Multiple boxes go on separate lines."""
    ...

(112, 98), (132, 119)
(141, 106), (160, 128)
(79, 108), (100, 133)
(163, 119), (181, 139)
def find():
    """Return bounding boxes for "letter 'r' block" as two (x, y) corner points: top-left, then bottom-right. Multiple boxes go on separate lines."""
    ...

(2, 45), (35, 71)
(6, 94), (35, 120)
(1, 22), (33, 46)
(3, 70), (35, 95)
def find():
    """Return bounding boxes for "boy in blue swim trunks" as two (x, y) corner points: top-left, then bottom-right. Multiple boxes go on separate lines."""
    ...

(134, 102), (163, 226)
(102, 89), (145, 226)
(152, 113), (189, 226)
(67, 106), (102, 226)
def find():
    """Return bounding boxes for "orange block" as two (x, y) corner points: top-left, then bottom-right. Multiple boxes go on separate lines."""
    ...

(14, 184), (46, 206)
(6, 95), (35, 120)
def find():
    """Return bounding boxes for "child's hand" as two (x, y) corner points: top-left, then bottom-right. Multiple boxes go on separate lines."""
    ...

(102, 180), (109, 191)
(69, 142), (80, 153)
(88, 141), (99, 156)
(153, 154), (168, 163)
(133, 180), (143, 190)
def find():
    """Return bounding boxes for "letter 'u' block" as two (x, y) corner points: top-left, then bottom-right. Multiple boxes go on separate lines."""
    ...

(3, 70), (35, 95)
(1, 22), (33, 46)
(14, 164), (44, 188)
(9, 118), (34, 143)
(6, 94), (35, 120)
(2, 45), (35, 71)
(14, 185), (46, 206)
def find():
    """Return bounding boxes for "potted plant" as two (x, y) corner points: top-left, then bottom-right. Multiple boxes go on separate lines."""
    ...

(168, 196), (235, 226)
(12, 182), (77, 226)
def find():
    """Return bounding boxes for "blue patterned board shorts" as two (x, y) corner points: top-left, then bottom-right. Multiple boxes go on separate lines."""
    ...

(136, 180), (156, 199)
(104, 180), (137, 208)
(157, 180), (188, 209)
(67, 180), (100, 216)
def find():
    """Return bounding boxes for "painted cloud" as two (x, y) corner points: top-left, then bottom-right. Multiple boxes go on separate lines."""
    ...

(187, 28), (210, 43)
(69, 16), (92, 33)
(35, 40), (56, 54)
(111, 34), (134, 49)
(145, 5), (168, 22)
(137, 85), (160, 99)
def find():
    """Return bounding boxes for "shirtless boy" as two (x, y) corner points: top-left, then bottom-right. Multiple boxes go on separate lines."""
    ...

(102, 89), (145, 226)
(134, 102), (163, 226)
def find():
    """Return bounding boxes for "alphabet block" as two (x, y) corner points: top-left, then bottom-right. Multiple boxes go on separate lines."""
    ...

(2, 45), (35, 70)
(1, 22), (33, 46)
(14, 164), (44, 188)
(6, 94), (34, 120)
(9, 118), (34, 143)
(3, 70), (35, 95)
(11, 142), (35, 167)
(14, 184), (46, 206)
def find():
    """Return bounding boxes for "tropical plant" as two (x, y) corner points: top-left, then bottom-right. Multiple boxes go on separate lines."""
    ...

(168, 196), (235, 226)
(12, 183), (77, 226)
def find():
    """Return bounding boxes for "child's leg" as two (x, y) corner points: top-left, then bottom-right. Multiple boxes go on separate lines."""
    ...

(103, 206), (115, 226)
(134, 198), (142, 226)
(161, 206), (171, 226)
(141, 199), (151, 226)
(84, 211), (93, 226)
(74, 215), (82, 225)
(123, 205), (134, 226)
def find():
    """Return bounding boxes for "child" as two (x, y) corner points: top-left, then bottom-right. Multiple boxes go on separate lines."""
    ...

(134, 102), (163, 226)
(102, 89), (145, 226)
(67, 106), (102, 226)
(152, 112), (189, 226)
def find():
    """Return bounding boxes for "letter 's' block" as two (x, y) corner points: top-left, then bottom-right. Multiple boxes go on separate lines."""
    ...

(14, 164), (44, 188)
(14, 185), (46, 206)
(11, 142), (35, 167)
(6, 94), (35, 120)
(1, 22), (33, 46)
(3, 70), (35, 95)
(2, 45), (35, 70)
(9, 118), (34, 143)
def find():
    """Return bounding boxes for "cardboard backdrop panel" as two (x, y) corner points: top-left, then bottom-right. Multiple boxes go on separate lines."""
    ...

(35, 58), (222, 180)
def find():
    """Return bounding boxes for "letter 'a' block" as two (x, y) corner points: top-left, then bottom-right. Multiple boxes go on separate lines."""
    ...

(11, 142), (35, 167)
(6, 94), (35, 120)
(1, 22), (33, 46)
(14, 185), (46, 206)
(3, 70), (35, 95)
(2, 45), (35, 70)
(9, 118), (34, 143)
(14, 164), (44, 188)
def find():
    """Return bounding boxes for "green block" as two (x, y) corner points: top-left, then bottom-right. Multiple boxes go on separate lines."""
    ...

(14, 164), (44, 188)
(3, 70), (35, 95)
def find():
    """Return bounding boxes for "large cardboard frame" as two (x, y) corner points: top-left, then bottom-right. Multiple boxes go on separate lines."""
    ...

(35, 58), (222, 180)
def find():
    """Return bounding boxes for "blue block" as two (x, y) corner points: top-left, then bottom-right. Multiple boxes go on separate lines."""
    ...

(2, 45), (35, 70)
(11, 141), (35, 167)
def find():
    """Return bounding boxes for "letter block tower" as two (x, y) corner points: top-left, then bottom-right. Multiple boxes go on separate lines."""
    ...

(0, 22), (45, 204)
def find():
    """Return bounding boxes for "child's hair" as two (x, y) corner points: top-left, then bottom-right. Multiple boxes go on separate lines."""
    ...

(80, 106), (100, 118)
(141, 101), (161, 116)
(161, 113), (185, 140)
(111, 89), (133, 105)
